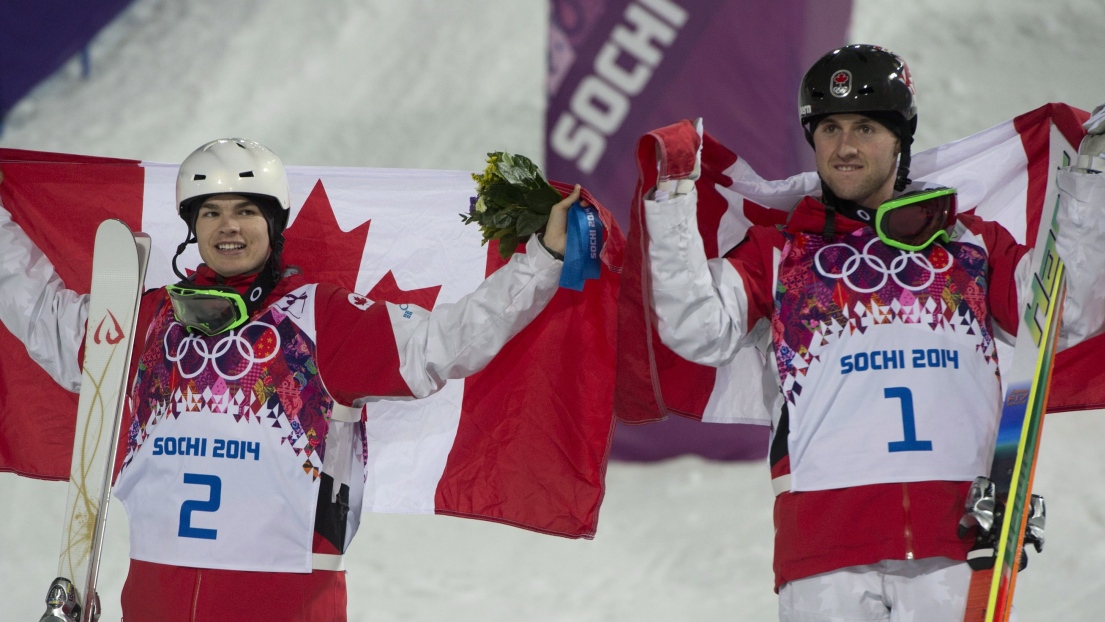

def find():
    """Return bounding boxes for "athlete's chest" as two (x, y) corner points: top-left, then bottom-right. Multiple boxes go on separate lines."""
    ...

(126, 286), (333, 463)
(771, 229), (992, 355)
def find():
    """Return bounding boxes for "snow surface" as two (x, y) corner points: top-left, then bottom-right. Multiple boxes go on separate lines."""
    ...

(3, 0), (1105, 619)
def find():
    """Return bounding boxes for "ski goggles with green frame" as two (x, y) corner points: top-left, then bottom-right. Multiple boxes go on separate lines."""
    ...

(166, 284), (250, 336)
(875, 186), (958, 252)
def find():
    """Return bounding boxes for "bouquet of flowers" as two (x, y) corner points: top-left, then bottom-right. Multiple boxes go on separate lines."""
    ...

(462, 152), (566, 260)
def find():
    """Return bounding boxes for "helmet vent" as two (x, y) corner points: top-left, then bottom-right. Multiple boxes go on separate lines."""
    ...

(235, 142), (247, 149)
(239, 171), (255, 178)
(193, 174), (206, 180)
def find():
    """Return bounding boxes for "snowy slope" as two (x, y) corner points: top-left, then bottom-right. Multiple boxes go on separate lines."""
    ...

(3, 0), (1105, 620)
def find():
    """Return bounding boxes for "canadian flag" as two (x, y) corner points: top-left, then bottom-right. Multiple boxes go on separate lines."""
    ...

(0, 148), (622, 539)
(616, 103), (1103, 425)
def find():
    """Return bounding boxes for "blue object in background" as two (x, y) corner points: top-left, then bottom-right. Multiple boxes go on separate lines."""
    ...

(1, 1), (135, 119)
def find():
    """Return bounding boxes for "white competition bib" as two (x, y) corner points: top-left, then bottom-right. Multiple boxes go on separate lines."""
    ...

(115, 285), (329, 572)
(787, 324), (1002, 491)
(116, 406), (318, 572)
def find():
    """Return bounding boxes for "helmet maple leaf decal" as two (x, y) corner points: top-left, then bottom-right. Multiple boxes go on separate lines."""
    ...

(282, 179), (443, 309)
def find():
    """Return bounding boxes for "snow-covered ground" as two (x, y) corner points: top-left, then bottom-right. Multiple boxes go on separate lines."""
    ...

(3, 0), (1105, 619)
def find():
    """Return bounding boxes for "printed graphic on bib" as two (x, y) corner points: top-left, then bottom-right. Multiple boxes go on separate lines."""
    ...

(124, 288), (337, 480)
(772, 229), (1001, 490)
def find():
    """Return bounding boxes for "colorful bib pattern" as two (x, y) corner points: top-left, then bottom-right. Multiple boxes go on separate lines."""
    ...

(114, 285), (362, 572)
(770, 227), (1004, 491)
(124, 290), (335, 480)
(773, 229), (997, 404)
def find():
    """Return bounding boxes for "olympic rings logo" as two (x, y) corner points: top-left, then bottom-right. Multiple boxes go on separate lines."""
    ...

(813, 237), (953, 294)
(164, 321), (281, 380)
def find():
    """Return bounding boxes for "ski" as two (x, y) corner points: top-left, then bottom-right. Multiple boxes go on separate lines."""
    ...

(961, 174), (1068, 622)
(40, 220), (150, 622)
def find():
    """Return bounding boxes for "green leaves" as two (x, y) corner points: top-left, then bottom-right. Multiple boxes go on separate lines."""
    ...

(463, 151), (563, 260)
(515, 210), (546, 237)
(523, 185), (561, 215)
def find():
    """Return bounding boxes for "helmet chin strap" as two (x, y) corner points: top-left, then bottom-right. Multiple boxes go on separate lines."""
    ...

(171, 234), (197, 281)
(894, 132), (914, 192)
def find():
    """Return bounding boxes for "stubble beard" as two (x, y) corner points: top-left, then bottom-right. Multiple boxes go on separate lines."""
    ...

(823, 161), (898, 209)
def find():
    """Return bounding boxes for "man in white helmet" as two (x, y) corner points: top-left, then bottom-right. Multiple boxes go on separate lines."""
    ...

(642, 45), (1105, 620)
(0, 138), (580, 620)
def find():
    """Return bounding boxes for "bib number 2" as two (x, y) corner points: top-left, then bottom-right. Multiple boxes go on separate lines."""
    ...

(179, 473), (221, 540)
(884, 387), (933, 453)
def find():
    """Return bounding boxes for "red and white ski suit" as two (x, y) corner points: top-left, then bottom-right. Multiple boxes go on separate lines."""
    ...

(0, 196), (562, 621)
(644, 170), (1105, 592)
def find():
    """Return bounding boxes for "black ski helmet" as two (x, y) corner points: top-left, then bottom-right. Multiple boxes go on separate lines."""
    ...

(799, 44), (918, 191)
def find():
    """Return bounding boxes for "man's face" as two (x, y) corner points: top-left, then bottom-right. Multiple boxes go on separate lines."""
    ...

(193, 194), (271, 277)
(813, 113), (901, 210)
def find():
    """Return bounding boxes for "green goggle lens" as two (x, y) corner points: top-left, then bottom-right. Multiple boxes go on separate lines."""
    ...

(166, 284), (250, 336)
(875, 187), (958, 252)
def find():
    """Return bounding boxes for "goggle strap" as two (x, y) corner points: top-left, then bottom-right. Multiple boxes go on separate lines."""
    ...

(243, 254), (283, 315)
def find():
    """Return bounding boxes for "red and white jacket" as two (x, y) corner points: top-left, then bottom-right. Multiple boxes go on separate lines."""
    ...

(645, 170), (1105, 590)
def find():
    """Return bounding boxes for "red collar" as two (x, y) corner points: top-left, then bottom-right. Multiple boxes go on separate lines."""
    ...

(191, 265), (263, 292)
(785, 196), (873, 237)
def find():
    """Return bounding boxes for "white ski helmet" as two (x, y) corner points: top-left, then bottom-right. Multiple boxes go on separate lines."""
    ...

(176, 137), (290, 216)
(171, 138), (291, 281)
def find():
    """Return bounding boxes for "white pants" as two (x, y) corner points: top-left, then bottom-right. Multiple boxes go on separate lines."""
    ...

(777, 558), (1006, 622)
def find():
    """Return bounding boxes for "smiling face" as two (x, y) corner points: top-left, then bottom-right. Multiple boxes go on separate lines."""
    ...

(813, 113), (901, 210)
(193, 194), (271, 277)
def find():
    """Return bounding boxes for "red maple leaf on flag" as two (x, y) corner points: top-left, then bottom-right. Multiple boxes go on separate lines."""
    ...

(282, 180), (370, 292)
(282, 179), (443, 310)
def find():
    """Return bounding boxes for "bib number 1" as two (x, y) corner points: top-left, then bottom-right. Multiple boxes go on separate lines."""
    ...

(884, 387), (933, 453)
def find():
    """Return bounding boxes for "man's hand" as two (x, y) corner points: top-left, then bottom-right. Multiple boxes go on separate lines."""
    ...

(655, 118), (703, 198)
(541, 184), (583, 257)
(1076, 104), (1105, 173)
(0, 165), (5, 185)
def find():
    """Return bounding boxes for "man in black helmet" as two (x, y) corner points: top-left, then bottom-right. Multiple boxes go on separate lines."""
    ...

(641, 45), (1105, 620)
(800, 44), (918, 231)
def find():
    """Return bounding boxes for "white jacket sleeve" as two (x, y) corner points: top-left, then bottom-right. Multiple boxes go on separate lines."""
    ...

(645, 187), (755, 367)
(385, 234), (563, 399)
(1052, 167), (1105, 349)
(0, 197), (88, 392)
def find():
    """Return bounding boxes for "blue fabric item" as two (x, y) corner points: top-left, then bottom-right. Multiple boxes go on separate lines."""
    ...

(1, 0), (135, 117)
(559, 202), (604, 291)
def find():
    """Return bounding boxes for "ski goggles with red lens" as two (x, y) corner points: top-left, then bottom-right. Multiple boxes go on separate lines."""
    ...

(875, 187), (958, 252)
(166, 284), (249, 336)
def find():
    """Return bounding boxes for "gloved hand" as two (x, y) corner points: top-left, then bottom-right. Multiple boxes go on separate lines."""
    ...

(655, 117), (703, 199)
(1075, 104), (1105, 173)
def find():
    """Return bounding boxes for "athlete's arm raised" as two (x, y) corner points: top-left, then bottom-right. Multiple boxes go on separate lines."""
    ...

(314, 187), (576, 402)
(0, 167), (88, 391)
(1051, 109), (1105, 348)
